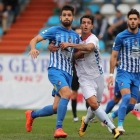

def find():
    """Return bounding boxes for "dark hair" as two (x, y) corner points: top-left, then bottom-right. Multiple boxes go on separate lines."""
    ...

(80, 15), (94, 25)
(127, 9), (139, 18)
(61, 5), (74, 15)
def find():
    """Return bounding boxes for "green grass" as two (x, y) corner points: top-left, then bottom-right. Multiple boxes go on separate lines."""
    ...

(0, 109), (139, 140)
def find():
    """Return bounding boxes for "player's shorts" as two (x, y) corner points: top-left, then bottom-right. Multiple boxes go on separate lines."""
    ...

(116, 69), (139, 100)
(78, 75), (104, 103)
(114, 79), (121, 98)
(71, 66), (79, 91)
(48, 67), (72, 98)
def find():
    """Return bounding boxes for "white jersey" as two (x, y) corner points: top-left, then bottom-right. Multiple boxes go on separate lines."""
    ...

(75, 33), (103, 79)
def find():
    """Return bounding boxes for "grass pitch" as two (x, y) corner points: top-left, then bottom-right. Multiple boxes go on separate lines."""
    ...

(0, 109), (140, 140)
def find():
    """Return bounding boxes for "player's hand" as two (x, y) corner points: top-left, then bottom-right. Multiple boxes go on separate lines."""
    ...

(28, 49), (39, 59)
(107, 76), (113, 90)
(48, 42), (59, 52)
(59, 42), (70, 49)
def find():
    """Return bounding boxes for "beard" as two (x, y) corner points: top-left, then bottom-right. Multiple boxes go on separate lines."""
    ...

(61, 20), (72, 27)
(128, 23), (138, 31)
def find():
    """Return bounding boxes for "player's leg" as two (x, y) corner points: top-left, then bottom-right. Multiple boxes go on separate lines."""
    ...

(71, 90), (78, 122)
(54, 86), (71, 138)
(79, 75), (120, 139)
(85, 100), (97, 123)
(47, 67), (72, 138)
(110, 73), (139, 133)
(71, 69), (79, 122)
(50, 69), (72, 138)
(101, 96), (121, 127)
(25, 94), (59, 132)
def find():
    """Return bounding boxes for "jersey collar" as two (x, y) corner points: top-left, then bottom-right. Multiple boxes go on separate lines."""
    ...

(81, 33), (92, 41)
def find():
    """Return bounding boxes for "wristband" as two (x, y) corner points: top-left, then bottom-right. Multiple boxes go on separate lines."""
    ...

(110, 73), (114, 77)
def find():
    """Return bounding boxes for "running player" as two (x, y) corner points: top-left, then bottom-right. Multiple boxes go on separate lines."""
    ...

(108, 9), (140, 134)
(25, 5), (79, 138)
(59, 15), (121, 139)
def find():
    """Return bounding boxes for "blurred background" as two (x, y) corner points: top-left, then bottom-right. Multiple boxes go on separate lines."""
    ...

(0, 0), (140, 110)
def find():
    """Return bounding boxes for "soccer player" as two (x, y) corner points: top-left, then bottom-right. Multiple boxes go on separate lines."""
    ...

(59, 15), (120, 139)
(108, 9), (140, 134)
(71, 28), (97, 123)
(25, 5), (79, 138)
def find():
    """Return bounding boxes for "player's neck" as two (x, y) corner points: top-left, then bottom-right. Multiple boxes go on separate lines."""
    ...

(62, 25), (71, 30)
(81, 32), (91, 40)
(128, 27), (138, 34)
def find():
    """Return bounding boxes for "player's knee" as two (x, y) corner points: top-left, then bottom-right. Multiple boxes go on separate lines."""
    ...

(90, 102), (99, 110)
(61, 92), (71, 99)
(53, 105), (57, 113)
(113, 97), (121, 103)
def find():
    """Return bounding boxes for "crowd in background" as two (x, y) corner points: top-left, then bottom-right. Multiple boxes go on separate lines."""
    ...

(0, 0), (140, 52)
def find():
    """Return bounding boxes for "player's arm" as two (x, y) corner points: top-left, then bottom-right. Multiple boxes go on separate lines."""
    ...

(60, 42), (95, 52)
(116, 58), (119, 67)
(108, 34), (121, 90)
(110, 50), (119, 74)
(108, 50), (119, 90)
(28, 35), (44, 59)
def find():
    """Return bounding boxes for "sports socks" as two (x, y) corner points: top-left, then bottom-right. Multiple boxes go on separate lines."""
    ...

(84, 107), (95, 124)
(71, 99), (77, 118)
(93, 106), (115, 129)
(118, 94), (131, 127)
(56, 98), (69, 129)
(31, 105), (56, 119)
(105, 99), (117, 114)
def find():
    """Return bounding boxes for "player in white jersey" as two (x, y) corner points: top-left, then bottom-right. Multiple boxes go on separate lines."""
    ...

(59, 15), (121, 139)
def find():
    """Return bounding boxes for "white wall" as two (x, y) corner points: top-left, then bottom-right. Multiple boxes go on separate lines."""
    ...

(0, 54), (118, 110)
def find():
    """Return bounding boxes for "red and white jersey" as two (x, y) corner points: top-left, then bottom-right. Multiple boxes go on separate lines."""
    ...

(75, 33), (103, 79)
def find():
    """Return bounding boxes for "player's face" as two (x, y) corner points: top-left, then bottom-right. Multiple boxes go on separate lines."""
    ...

(80, 18), (93, 34)
(127, 14), (139, 31)
(60, 10), (74, 27)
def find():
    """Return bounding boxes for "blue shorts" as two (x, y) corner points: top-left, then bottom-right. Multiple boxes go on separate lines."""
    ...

(116, 69), (139, 100)
(114, 79), (121, 98)
(48, 67), (72, 97)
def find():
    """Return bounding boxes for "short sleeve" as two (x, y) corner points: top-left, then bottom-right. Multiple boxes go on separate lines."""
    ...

(39, 26), (56, 40)
(76, 35), (80, 44)
(87, 35), (98, 49)
(112, 35), (122, 51)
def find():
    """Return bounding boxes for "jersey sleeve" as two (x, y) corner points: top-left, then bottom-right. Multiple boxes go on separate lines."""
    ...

(87, 36), (98, 49)
(39, 26), (56, 40)
(112, 35), (122, 51)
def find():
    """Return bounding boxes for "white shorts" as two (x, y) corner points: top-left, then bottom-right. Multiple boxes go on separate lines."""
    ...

(78, 75), (104, 103)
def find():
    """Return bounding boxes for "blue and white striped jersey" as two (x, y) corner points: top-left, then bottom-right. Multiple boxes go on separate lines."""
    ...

(112, 29), (140, 73)
(40, 26), (79, 75)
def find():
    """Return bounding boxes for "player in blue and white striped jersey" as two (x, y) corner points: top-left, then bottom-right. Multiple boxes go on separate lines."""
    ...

(25, 5), (79, 138)
(108, 9), (140, 134)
